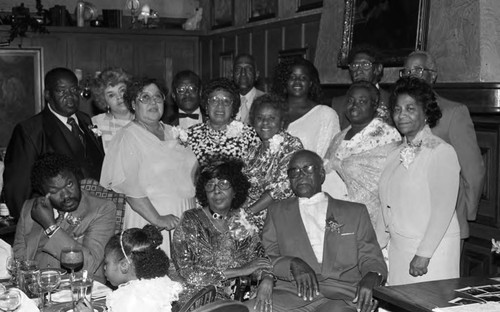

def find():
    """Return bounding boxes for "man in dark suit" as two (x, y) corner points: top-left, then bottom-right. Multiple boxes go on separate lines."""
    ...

(165, 70), (204, 129)
(401, 51), (485, 242)
(233, 53), (265, 124)
(257, 150), (386, 312)
(13, 153), (115, 280)
(3, 67), (104, 220)
(331, 45), (391, 130)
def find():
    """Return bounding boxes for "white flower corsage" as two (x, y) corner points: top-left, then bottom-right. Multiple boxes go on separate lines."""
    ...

(226, 120), (244, 138)
(325, 215), (344, 234)
(172, 126), (189, 145)
(89, 125), (102, 137)
(228, 209), (258, 241)
(268, 134), (284, 154)
(66, 214), (82, 226)
(399, 141), (422, 169)
(492, 239), (500, 254)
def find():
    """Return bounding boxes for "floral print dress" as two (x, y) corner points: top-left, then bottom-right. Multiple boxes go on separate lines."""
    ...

(186, 120), (260, 166)
(243, 131), (303, 231)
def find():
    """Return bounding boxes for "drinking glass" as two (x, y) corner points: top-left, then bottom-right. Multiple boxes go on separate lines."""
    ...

(70, 271), (93, 308)
(0, 289), (21, 312)
(60, 247), (84, 275)
(37, 268), (61, 307)
(17, 260), (39, 299)
(5, 257), (18, 286)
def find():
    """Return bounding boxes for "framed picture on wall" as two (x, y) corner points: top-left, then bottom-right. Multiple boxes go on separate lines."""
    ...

(278, 47), (309, 63)
(297, 0), (323, 12)
(220, 52), (234, 78)
(211, 0), (234, 29)
(0, 48), (44, 148)
(338, 0), (430, 67)
(248, 0), (277, 22)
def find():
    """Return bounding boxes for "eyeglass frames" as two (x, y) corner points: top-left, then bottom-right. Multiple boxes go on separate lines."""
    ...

(348, 61), (373, 71)
(207, 95), (233, 107)
(204, 179), (232, 192)
(399, 67), (436, 78)
(176, 85), (198, 95)
(137, 92), (165, 105)
(287, 165), (318, 178)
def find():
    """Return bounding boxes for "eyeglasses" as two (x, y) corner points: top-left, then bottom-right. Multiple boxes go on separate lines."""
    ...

(399, 67), (436, 78)
(54, 86), (80, 96)
(204, 179), (232, 192)
(348, 61), (373, 71)
(137, 92), (165, 104)
(207, 96), (233, 107)
(176, 85), (198, 95)
(287, 165), (317, 178)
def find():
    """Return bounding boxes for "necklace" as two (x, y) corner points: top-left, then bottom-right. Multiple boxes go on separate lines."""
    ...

(208, 207), (228, 220)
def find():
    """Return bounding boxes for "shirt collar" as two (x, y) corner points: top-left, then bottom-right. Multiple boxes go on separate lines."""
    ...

(240, 87), (257, 101)
(47, 104), (78, 126)
(298, 192), (327, 206)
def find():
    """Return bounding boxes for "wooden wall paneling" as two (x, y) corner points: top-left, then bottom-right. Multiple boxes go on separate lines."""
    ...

(133, 39), (166, 83)
(67, 35), (103, 78)
(283, 22), (302, 51)
(304, 19), (320, 63)
(102, 38), (135, 74)
(224, 35), (236, 54)
(29, 36), (67, 75)
(237, 32), (251, 55)
(200, 38), (212, 82)
(166, 38), (199, 74)
(251, 30), (266, 81)
(462, 239), (495, 276)
(266, 26), (283, 78)
(212, 36), (224, 78)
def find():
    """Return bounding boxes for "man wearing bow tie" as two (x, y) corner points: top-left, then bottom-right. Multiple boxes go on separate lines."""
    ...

(166, 70), (204, 129)
(253, 150), (386, 312)
(13, 153), (115, 280)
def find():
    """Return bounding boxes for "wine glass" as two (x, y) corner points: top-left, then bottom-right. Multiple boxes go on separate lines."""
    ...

(37, 268), (61, 308)
(60, 247), (84, 276)
(0, 289), (21, 312)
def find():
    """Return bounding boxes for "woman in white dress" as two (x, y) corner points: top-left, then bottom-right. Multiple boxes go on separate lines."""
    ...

(377, 77), (460, 285)
(100, 78), (198, 254)
(90, 68), (134, 152)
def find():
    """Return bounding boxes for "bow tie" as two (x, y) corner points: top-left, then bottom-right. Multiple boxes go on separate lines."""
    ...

(178, 112), (199, 120)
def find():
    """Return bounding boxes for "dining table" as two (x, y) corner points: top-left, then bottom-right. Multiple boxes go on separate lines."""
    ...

(373, 276), (500, 312)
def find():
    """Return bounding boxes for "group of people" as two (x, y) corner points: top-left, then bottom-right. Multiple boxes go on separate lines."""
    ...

(0, 45), (484, 312)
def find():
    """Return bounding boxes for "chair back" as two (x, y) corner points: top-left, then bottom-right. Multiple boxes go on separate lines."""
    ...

(178, 285), (217, 312)
(192, 300), (249, 312)
(79, 178), (126, 233)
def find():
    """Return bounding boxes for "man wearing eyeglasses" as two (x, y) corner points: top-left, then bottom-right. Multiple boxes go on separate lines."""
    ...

(332, 45), (391, 130)
(258, 150), (386, 312)
(3, 67), (104, 220)
(232, 53), (265, 124)
(401, 51), (485, 244)
(166, 70), (204, 129)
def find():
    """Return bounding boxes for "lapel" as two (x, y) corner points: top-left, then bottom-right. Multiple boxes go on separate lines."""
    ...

(76, 112), (104, 156)
(321, 195), (340, 273)
(286, 198), (322, 272)
(42, 108), (78, 155)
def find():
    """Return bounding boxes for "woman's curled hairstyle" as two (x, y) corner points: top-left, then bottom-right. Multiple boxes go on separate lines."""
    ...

(195, 158), (250, 210)
(389, 77), (442, 128)
(106, 225), (169, 279)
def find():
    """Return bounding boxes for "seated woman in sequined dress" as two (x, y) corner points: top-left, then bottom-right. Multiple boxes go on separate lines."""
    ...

(186, 78), (259, 166)
(172, 159), (274, 311)
(242, 93), (303, 231)
(323, 81), (401, 227)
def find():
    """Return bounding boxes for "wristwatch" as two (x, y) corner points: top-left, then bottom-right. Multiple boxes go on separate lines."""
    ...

(44, 224), (60, 238)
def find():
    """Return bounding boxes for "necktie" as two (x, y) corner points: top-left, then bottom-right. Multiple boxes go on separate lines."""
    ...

(178, 112), (200, 120)
(67, 117), (85, 147)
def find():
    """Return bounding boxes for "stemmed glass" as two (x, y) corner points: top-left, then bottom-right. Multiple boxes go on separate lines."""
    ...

(37, 268), (61, 308)
(0, 289), (21, 312)
(60, 247), (84, 276)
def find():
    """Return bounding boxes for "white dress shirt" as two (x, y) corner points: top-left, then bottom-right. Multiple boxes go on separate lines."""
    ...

(47, 104), (79, 131)
(237, 87), (258, 124)
(178, 107), (203, 129)
(298, 192), (328, 263)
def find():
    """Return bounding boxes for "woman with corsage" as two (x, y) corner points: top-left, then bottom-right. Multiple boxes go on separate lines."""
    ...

(243, 93), (303, 231)
(186, 78), (259, 166)
(90, 68), (134, 152)
(323, 81), (401, 227)
(100, 78), (198, 255)
(172, 160), (274, 312)
(376, 77), (460, 285)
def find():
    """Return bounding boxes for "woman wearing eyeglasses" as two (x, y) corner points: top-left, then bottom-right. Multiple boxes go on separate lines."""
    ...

(272, 58), (339, 158)
(186, 78), (259, 166)
(172, 160), (274, 311)
(100, 78), (198, 255)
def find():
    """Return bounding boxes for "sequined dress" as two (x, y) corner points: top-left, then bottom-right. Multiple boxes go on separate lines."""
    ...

(172, 208), (264, 301)
(242, 131), (303, 231)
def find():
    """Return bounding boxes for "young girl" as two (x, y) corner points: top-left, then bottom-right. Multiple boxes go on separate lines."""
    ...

(75, 225), (183, 312)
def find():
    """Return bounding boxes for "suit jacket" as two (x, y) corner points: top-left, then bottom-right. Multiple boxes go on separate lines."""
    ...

(3, 107), (105, 219)
(331, 87), (391, 130)
(13, 190), (116, 280)
(166, 107), (207, 128)
(432, 95), (485, 238)
(262, 194), (387, 306)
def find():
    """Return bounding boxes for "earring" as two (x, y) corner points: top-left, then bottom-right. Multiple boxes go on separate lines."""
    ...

(106, 105), (110, 114)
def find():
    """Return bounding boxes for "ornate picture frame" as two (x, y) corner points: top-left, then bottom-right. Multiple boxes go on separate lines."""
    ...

(0, 47), (44, 148)
(297, 0), (323, 12)
(248, 0), (277, 22)
(338, 0), (430, 68)
(211, 0), (234, 29)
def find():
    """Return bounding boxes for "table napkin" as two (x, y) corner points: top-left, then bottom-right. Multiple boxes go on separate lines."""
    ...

(0, 239), (11, 279)
(9, 287), (39, 312)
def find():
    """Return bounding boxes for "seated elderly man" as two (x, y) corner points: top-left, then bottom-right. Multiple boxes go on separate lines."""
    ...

(251, 150), (387, 312)
(13, 153), (116, 279)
